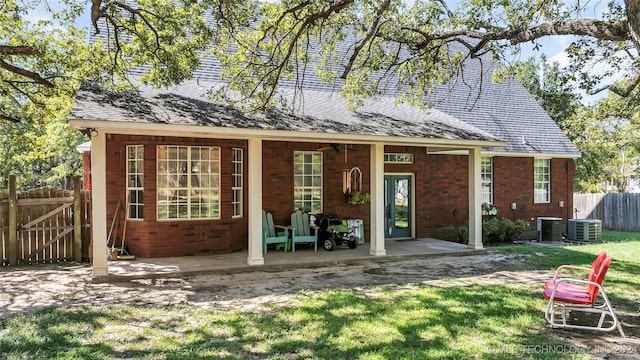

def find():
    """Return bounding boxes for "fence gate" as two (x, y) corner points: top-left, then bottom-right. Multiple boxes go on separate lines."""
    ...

(1, 176), (91, 266)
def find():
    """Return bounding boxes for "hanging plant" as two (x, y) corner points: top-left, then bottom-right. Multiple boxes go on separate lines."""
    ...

(481, 203), (499, 216)
(348, 190), (371, 205)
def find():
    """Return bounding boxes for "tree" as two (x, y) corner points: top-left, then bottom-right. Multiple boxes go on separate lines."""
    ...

(3, 0), (640, 119)
(1, 0), (92, 123)
(567, 91), (640, 192)
(513, 57), (640, 193)
(515, 55), (583, 131)
(207, 0), (639, 109)
(0, 106), (86, 190)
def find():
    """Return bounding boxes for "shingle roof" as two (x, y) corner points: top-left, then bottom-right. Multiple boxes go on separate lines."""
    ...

(429, 58), (580, 155)
(72, 81), (498, 142)
(73, 21), (579, 156)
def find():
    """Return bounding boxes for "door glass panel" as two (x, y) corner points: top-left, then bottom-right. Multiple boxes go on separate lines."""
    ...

(394, 179), (409, 230)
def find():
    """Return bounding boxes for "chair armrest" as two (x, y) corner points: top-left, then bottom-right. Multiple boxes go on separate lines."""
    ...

(274, 225), (289, 236)
(551, 277), (605, 294)
(552, 265), (593, 280)
(546, 277), (607, 306)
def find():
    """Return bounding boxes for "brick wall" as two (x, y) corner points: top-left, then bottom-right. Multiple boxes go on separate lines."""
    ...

(90, 136), (575, 257)
(493, 157), (575, 225)
(421, 155), (576, 238)
(414, 152), (471, 237)
(262, 141), (371, 238)
(82, 151), (92, 191)
(105, 134), (248, 258)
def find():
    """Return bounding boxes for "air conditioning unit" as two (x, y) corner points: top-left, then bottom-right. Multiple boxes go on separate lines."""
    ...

(537, 217), (563, 242)
(568, 219), (602, 242)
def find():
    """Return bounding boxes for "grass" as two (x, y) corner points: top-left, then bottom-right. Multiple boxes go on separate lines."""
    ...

(1, 230), (639, 359)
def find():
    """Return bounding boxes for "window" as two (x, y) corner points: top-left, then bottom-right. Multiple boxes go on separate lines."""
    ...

(481, 156), (493, 204)
(384, 153), (414, 164)
(232, 148), (243, 218)
(126, 145), (144, 220)
(157, 146), (220, 220)
(534, 158), (551, 203)
(294, 151), (322, 213)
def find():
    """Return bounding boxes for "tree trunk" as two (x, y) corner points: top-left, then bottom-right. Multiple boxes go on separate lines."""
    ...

(627, 0), (640, 50)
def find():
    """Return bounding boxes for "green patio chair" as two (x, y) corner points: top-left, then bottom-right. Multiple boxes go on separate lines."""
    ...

(263, 210), (289, 254)
(290, 210), (318, 252)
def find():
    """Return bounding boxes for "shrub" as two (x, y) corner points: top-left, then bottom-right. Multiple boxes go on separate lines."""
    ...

(456, 226), (469, 244)
(348, 191), (371, 205)
(482, 218), (529, 244)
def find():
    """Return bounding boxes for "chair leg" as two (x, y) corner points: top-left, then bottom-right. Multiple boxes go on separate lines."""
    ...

(545, 297), (625, 337)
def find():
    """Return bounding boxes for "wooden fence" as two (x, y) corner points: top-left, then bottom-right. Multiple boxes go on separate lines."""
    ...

(573, 193), (640, 232)
(0, 175), (91, 266)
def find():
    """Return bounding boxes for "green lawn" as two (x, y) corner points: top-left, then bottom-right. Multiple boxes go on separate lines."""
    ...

(1, 230), (638, 359)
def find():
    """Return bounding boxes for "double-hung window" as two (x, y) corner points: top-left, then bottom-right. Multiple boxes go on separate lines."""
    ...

(232, 148), (243, 218)
(481, 156), (493, 204)
(157, 146), (220, 220)
(534, 158), (551, 203)
(126, 145), (144, 220)
(293, 151), (322, 213)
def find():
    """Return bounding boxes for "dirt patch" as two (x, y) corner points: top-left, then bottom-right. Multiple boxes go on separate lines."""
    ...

(0, 252), (638, 359)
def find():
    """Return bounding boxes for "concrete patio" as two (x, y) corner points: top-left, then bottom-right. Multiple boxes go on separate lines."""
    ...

(100, 238), (486, 282)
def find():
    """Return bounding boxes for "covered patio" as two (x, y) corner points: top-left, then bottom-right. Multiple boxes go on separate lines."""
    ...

(97, 238), (485, 282)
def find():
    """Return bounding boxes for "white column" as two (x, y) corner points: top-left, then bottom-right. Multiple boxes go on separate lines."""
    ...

(247, 138), (265, 265)
(468, 147), (483, 249)
(369, 143), (386, 256)
(91, 130), (108, 277)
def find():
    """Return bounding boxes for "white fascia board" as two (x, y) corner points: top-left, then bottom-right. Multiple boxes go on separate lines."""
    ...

(69, 119), (506, 149)
(482, 150), (581, 159)
(426, 148), (580, 159)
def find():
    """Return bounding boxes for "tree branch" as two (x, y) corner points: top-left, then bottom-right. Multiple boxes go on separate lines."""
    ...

(626, 0), (640, 50)
(3, 79), (46, 105)
(508, 19), (630, 43)
(410, 18), (630, 50)
(591, 73), (640, 96)
(0, 58), (54, 88)
(0, 46), (39, 56)
(251, 0), (355, 108)
(92, 0), (102, 34)
(0, 113), (20, 123)
(341, 0), (391, 79)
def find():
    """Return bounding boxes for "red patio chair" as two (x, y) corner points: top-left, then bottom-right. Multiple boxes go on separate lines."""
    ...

(543, 256), (625, 337)
(544, 251), (607, 293)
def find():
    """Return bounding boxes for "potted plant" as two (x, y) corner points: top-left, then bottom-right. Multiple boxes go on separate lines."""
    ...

(348, 190), (371, 205)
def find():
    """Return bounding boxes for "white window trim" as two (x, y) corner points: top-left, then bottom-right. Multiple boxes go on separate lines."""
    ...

(232, 148), (243, 218)
(126, 145), (144, 221)
(534, 158), (551, 204)
(294, 151), (323, 213)
(481, 156), (493, 204)
(156, 145), (221, 220)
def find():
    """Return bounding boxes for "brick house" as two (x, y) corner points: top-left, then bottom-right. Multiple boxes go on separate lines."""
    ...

(70, 49), (579, 277)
